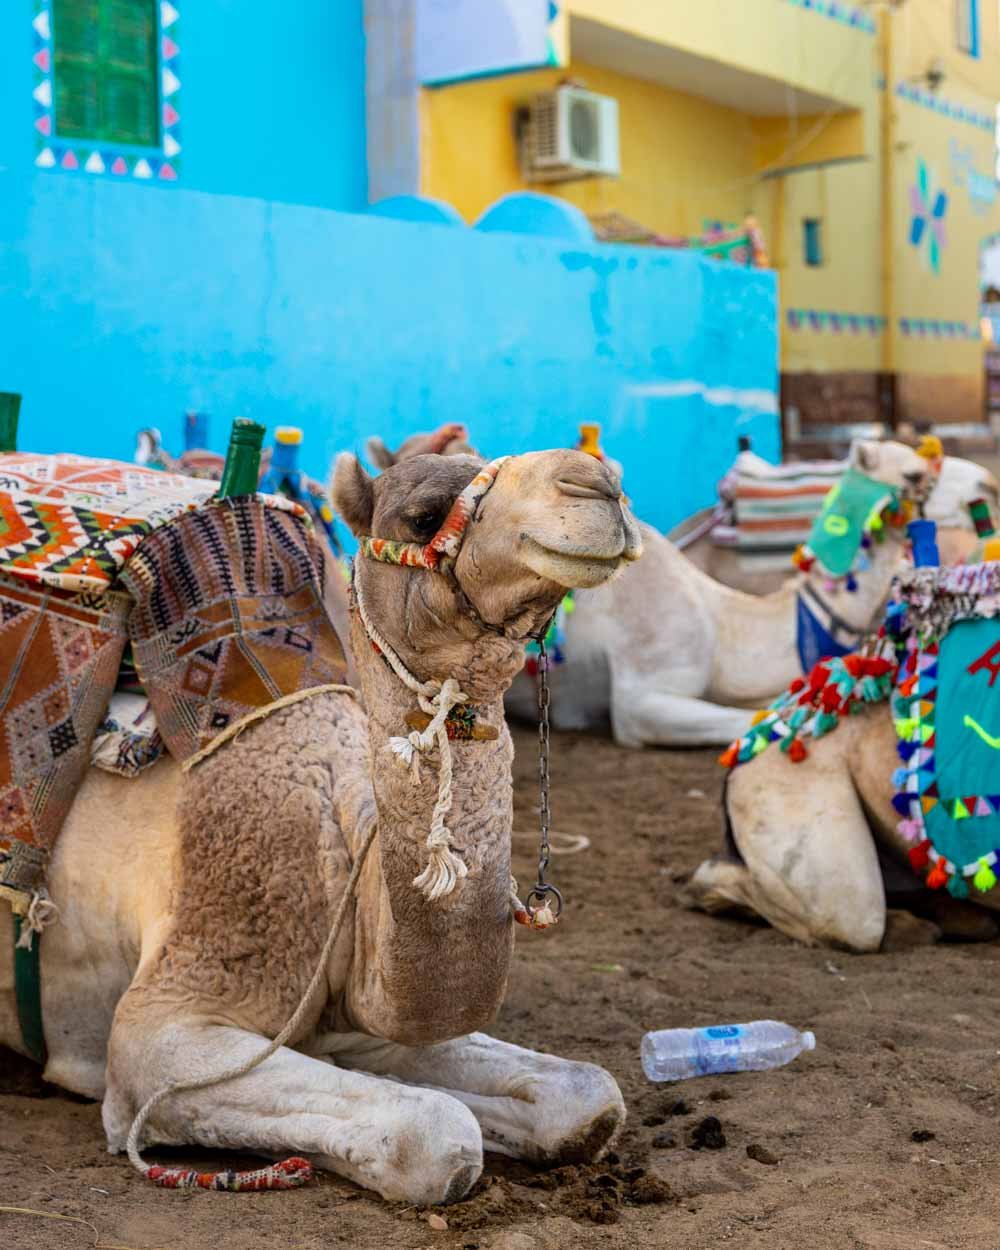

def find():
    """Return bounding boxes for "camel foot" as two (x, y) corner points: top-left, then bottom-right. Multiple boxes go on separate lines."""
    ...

(328, 1031), (625, 1167)
(104, 1016), (485, 1205)
(682, 858), (759, 920)
(880, 909), (941, 952)
(925, 896), (999, 943)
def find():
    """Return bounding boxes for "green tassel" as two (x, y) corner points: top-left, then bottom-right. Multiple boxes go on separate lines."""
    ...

(947, 874), (970, 899)
(973, 859), (997, 892)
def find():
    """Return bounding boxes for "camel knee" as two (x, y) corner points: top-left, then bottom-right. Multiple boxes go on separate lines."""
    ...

(525, 1059), (625, 1164)
(355, 1090), (483, 1205)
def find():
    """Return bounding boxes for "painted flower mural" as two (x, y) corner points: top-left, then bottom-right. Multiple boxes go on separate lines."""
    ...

(909, 158), (948, 274)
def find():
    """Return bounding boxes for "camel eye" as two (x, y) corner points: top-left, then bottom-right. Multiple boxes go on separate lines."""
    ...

(408, 509), (445, 538)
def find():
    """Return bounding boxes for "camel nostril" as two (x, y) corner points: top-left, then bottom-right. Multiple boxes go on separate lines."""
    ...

(556, 469), (621, 502)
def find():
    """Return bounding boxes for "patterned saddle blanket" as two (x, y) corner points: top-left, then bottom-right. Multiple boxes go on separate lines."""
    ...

(0, 453), (348, 907)
(712, 452), (844, 552)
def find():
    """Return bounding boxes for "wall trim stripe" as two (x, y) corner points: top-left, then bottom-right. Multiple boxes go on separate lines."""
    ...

(781, 0), (876, 35)
(786, 309), (982, 339)
(894, 81), (995, 132)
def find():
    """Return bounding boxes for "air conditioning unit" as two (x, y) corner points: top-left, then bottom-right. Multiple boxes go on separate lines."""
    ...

(525, 86), (620, 182)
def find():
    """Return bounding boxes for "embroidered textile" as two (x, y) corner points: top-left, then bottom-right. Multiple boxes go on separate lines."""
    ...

(122, 498), (348, 764)
(889, 563), (1000, 894)
(0, 452), (304, 594)
(0, 573), (130, 897)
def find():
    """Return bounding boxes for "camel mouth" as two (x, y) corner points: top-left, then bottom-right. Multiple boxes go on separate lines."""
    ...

(519, 534), (637, 589)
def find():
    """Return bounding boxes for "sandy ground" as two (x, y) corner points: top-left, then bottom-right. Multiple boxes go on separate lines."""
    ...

(3, 726), (1000, 1250)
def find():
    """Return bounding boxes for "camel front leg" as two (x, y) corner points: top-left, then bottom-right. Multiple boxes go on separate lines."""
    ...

(688, 727), (885, 951)
(610, 681), (755, 748)
(102, 1020), (483, 1204)
(325, 1030), (625, 1164)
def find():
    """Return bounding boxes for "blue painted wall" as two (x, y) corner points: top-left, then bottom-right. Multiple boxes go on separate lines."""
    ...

(0, 173), (778, 535)
(0, 0), (368, 211)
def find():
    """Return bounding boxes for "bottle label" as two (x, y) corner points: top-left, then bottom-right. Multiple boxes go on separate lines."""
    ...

(694, 1025), (743, 1075)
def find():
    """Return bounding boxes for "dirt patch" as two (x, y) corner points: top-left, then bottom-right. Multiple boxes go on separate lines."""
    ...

(4, 726), (1000, 1249)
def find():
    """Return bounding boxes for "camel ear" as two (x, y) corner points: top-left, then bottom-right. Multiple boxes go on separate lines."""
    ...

(365, 436), (395, 471)
(331, 453), (375, 535)
(851, 439), (881, 475)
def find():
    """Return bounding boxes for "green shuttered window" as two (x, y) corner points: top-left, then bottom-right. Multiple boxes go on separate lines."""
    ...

(52, 0), (159, 147)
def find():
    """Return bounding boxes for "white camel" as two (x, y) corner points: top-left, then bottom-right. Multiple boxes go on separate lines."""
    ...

(506, 440), (947, 746)
(0, 449), (641, 1204)
(670, 445), (998, 594)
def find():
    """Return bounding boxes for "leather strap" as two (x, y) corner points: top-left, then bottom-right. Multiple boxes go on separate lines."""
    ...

(13, 917), (46, 1065)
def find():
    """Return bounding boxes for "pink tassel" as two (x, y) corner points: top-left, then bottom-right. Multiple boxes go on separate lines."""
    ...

(897, 818), (921, 843)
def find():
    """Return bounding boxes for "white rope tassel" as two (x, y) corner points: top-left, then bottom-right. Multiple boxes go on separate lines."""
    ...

(355, 586), (470, 902)
(15, 890), (60, 950)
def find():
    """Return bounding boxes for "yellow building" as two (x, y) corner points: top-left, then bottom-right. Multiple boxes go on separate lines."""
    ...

(409, 0), (1000, 432)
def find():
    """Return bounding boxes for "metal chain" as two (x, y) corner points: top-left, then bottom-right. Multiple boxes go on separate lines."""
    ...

(525, 633), (562, 922)
(536, 635), (552, 888)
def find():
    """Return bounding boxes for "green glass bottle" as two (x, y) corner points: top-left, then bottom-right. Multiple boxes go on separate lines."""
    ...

(216, 418), (265, 499)
(0, 392), (22, 453)
(969, 497), (996, 539)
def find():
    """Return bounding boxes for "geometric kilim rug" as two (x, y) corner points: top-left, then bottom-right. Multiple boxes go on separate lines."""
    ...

(0, 574), (130, 898)
(0, 452), (219, 593)
(0, 454), (347, 906)
(121, 496), (348, 766)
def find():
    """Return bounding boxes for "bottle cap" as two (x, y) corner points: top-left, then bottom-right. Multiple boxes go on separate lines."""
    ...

(276, 426), (303, 446)
(801, 1030), (816, 1051)
(230, 418), (265, 447)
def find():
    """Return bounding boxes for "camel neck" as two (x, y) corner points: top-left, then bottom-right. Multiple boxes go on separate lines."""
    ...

(344, 610), (518, 1045)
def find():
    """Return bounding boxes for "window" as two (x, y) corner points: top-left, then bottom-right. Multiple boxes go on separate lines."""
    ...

(52, 0), (159, 147)
(803, 218), (823, 267)
(957, 0), (980, 58)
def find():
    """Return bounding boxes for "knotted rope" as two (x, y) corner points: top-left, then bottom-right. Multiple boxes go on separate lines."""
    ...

(125, 820), (378, 1190)
(354, 584), (469, 902)
(14, 889), (59, 950)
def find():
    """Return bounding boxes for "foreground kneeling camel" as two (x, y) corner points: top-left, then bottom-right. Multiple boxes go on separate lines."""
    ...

(0, 449), (640, 1204)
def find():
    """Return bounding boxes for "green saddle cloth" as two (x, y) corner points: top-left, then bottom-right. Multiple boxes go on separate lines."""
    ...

(922, 618), (1000, 875)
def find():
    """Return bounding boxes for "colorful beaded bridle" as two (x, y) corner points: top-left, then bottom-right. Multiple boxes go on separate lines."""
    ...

(355, 455), (562, 927)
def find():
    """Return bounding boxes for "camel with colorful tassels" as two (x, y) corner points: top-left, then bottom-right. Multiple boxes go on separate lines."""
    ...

(689, 556), (1000, 952)
(0, 448), (639, 1202)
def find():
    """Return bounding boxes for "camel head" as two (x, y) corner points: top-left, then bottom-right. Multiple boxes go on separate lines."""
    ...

(333, 449), (641, 688)
(850, 438), (935, 506)
(365, 423), (476, 470)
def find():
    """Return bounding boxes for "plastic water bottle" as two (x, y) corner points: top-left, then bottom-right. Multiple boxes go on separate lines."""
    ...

(640, 1020), (815, 1082)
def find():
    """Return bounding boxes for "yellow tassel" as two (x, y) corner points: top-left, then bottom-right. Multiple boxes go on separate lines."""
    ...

(916, 434), (943, 461)
(750, 709), (768, 726)
(974, 859), (997, 893)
